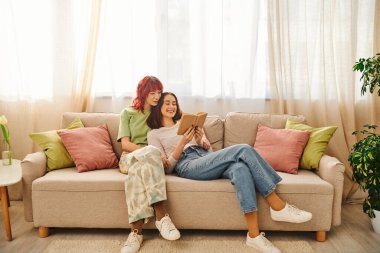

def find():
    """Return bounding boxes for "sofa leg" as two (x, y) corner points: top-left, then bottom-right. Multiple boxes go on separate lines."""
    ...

(316, 231), (326, 242)
(39, 227), (49, 238)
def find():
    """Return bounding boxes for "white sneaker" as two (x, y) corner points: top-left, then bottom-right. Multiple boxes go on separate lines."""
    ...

(155, 214), (181, 241)
(246, 232), (281, 253)
(121, 229), (143, 253)
(270, 203), (312, 223)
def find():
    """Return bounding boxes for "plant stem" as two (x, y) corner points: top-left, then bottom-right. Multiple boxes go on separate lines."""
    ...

(7, 125), (11, 165)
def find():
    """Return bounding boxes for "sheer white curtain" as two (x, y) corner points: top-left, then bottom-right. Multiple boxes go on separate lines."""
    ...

(91, 0), (269, 115)
(0, 0), (92, 159)
(92, 0), (160, 98)
(266, 0), (379, 201)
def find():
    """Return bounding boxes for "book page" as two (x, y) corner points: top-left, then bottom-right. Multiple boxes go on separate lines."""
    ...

(194, 112), (207, 130)
(177, 112), (208, 135)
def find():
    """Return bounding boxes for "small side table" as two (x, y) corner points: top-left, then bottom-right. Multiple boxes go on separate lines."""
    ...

(0, 159), (21, 241)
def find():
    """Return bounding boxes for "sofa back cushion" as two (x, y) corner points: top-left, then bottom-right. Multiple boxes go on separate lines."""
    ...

(62, 113), (122, 158)
(62, 113), (225, 156)
(62, 112), (304, 157)
(224, 112), (305, 148)
(204, 116), (224, 151)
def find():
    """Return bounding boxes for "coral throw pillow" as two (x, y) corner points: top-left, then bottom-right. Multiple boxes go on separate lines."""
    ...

(57, 124), (119, 172)
(29, 117), (84, 171)
(285, 119), (337, 170)
(254, 124), (311, 174)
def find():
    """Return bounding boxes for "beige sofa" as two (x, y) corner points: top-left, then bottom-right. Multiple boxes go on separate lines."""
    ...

(21, 112), (345, 241)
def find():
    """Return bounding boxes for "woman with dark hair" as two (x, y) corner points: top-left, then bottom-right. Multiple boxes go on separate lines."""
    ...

(147, 92), (312, 253)
(118, 77), (180, 253)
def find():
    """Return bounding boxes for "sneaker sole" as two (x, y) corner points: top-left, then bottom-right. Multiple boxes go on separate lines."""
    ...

(165, 234), (180, 241)
(271, 215), (312, 223)
(158, 231), (181, 241)
(246, 241), (261, 250)
(246, 241), (280, 252)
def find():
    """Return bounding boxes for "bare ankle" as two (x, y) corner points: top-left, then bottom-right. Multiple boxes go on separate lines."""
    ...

(248, 231), (260, 238)
(131, 220), (143, 234)
(153, 202), (167, 221)
(271, 204), (285, 211)
(266, 192), (286, 211)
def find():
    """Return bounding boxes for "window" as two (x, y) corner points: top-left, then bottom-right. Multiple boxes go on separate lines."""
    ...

(92, 0), (268, 99)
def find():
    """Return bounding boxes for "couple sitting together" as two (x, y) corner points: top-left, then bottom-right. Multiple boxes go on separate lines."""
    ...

(118, 76), (312, 253)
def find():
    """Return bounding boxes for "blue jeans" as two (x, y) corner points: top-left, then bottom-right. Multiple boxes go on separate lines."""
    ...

(175, 144), (282, 213)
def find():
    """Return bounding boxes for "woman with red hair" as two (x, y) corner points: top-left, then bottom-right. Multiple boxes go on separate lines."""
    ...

(117, 76), (180, 253)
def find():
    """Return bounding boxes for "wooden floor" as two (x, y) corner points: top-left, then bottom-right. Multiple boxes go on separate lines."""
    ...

(0, 201), (380, 252)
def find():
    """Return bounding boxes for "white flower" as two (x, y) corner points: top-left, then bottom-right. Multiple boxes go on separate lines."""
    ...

(0, 114), (10, 147)
(0, 115), (7, 125)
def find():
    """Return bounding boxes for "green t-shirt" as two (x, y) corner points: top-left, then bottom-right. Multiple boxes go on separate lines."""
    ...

(117, 107), (151, 145)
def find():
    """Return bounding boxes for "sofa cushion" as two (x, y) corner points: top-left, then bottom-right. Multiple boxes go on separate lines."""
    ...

(254, 124), (310, 174)
(204, 116), (224, 151)
(57, 124), (119, 172)
(29, 117), (84, 171)
(285, 119), (337, 170)
(33, 168), (125, 191)
(33, 169), (332, 196)
(168, 171), (332, 195)
(275, 170), (333, 194)
(223, 112), (305, 148)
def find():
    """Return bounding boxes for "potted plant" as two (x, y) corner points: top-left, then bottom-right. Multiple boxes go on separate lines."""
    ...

(349, 53), (380, 233)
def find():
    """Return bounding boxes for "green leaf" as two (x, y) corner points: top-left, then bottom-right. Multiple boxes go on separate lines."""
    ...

(0, 125), (10, 146)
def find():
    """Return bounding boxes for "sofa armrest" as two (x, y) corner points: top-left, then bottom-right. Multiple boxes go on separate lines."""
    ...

(317, 154), (345, 226)
(21, 151), (47, 222)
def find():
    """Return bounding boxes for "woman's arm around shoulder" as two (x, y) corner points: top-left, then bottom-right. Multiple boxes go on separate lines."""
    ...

(121, 136), (143, 153)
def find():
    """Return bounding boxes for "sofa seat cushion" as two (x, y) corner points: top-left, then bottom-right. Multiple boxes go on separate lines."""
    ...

(32, 168), (126, 191)
(167, 170), (332, 195)
(276, 170), (333, 194)
(33, 168), (332, 196)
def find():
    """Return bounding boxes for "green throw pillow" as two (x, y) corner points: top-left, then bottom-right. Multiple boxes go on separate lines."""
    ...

(285, 119), (337, 170)
(29, 118), (84, 171)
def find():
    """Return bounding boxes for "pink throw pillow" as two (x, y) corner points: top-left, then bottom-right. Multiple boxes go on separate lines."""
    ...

(57, 124), (119, 172)
(253, 124), (310, 174)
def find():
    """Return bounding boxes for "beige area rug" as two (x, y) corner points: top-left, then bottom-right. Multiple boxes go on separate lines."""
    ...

(44, 238), (314, 253)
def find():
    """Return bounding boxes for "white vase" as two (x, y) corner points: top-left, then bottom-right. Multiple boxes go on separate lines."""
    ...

(371, 209), (380, 234)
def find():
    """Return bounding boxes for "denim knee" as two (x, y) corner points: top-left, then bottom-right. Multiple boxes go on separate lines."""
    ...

(225, 163), (258, 213)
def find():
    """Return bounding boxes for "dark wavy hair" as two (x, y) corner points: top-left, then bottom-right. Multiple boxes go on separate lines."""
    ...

(147, 92), (182, 129)
(132, 76), (163, 112)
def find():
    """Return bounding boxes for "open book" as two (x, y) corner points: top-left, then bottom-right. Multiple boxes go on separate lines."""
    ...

(177, 112), (208, 135)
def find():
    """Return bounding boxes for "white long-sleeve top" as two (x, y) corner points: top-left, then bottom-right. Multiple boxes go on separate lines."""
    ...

(147, 121), (197, 173)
